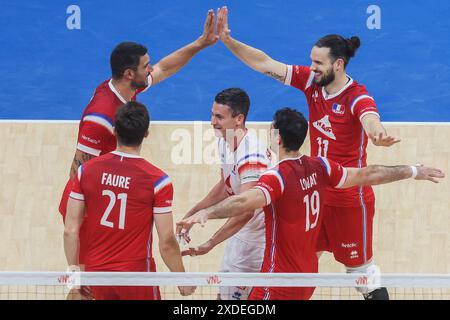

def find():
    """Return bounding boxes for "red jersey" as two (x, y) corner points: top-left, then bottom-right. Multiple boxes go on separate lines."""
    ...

(285, 65), (379, 207)
(59, 77), (151, 216)
(69, 150), (173, 272)
(251, 155), (346, 300)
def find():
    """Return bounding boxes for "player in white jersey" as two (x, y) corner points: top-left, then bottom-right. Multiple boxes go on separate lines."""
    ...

(177, 88), (269, 300)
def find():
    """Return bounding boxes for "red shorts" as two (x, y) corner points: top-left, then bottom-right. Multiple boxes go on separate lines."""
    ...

(249, 286), (315, 300)
(59, 179), (87, 264)
(91, 285), (161, 300)
(89, 259), (160, 300)
(316, 201), (375, 267)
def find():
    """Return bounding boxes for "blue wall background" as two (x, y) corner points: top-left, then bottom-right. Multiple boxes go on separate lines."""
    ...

(0, 1), (449, 121)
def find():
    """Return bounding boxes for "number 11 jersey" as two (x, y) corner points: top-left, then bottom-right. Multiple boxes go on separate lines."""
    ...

(285, 65), (379, 207)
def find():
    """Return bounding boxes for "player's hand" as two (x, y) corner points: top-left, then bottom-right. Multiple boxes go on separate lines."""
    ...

(178, 286), (197, 296)
(181, 239), (215, 257)
(176, 211), (209, 242)
(197, 9), (219, 48)
(176, 214), (194, 245)
(217, 6), (232, 43)
(369, 132), (401, 147)
(414, 164), (445, 183)
(66, 286), (93, 300)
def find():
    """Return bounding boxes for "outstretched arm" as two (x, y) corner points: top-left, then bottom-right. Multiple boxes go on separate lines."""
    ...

(150, 9), (218, 85)
(181, 182), (257, 257)
(182, 212), (253, 257)
(217, 7), (288, 83)
(361, 114), (400, 147)
(341, 164), (445, 188)
(176, 172), (228, 240)
(177, 188), (266, 233)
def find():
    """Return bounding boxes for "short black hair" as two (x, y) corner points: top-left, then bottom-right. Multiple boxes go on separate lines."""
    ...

(214, 88), (250, 122)
(115, 101), (150, 147)
(315, 34), (361, 67)
(273, 108), (308, 152)
(110, 42), (147, 80)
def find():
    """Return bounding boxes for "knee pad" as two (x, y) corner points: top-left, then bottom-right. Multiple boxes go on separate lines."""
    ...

(346, 261), (381, 295)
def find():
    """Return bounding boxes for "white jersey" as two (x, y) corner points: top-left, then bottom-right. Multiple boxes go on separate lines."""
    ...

(218, 130), (269, 244)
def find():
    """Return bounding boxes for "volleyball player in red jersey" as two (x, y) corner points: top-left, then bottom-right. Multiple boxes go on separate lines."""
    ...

(64, 101), (195, 300)
(58, 10), (218, 290)
(214, 7), (402, 299)
(177, 107), (444, 300)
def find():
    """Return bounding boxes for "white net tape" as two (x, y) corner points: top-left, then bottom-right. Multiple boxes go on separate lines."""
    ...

(0, 272), (449, 300)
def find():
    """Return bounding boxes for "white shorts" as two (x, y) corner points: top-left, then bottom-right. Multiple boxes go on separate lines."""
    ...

(218, 236), (265, 300)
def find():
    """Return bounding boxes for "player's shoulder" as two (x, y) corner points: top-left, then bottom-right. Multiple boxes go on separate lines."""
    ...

(236, 131), (268, 163)
(296, 155), (329, 174)
(346, 78), (371, 98)
(83, 79), (118, 115)
(137, 159), (170, 182)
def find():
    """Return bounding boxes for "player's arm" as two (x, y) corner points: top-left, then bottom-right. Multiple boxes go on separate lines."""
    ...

(154, 213), (185, 272)
(177, 188), (266, 232)
(69, 149), (95, 180)
(216, 7), (287, 83)
(340, 164), (445, 188)
(150, 9), (218, 86)
(360, 113), (400, 147)
(63, 198), (85, 267)
(182, 182), (257, 257)
(176, 171), (229, 238)
(154, 213), (196, 296)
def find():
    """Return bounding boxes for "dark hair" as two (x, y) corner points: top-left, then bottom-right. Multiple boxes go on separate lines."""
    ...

(115, 101), (150, 146)
(214, 88), (250, 122)
(315, 34), (360, 67)
(110, 42), (148, 80)
(273, 108), (308, 152)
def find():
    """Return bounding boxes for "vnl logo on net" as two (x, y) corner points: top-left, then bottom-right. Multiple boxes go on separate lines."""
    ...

(355, 265), (382, 291)
(58, 266), (82, 290)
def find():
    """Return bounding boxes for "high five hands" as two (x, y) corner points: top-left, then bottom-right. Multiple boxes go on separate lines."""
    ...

(198, 7), (231, 47)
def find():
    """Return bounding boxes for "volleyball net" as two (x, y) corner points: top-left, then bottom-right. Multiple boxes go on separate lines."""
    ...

(0, 272), (449, 300)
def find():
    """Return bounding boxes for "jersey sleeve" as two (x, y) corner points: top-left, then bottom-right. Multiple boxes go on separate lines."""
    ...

(69, 166), (85, 201)
(318, 157), (348, 188)
(237, 152), (270, 184)
(77, 113), (115, 156)
(284, 65), (315, 93)
(152, 175), (173, 214)
(254, 170), (285, 206)
(350, 94), (379, 121)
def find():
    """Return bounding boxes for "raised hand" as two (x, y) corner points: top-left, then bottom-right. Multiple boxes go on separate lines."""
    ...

(197, 9), (219, 47)
(217, 6), (231, 43)
(369, 131), (401, 147)
(414, 164), (445, 183)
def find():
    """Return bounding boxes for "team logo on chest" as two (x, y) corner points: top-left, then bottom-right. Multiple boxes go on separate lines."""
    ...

(312, 115), (336, 140)
(332, 103), (345, 115)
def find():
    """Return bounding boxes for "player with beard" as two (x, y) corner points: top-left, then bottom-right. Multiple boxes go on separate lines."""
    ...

(59, 10), (218, 299)
(213, 7), (400, 300)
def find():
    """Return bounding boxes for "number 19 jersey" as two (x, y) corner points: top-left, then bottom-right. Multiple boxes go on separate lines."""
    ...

(250, 155), (346, 300)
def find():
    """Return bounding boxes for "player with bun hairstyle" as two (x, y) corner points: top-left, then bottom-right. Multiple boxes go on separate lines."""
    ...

(213, 7), (400, 300)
